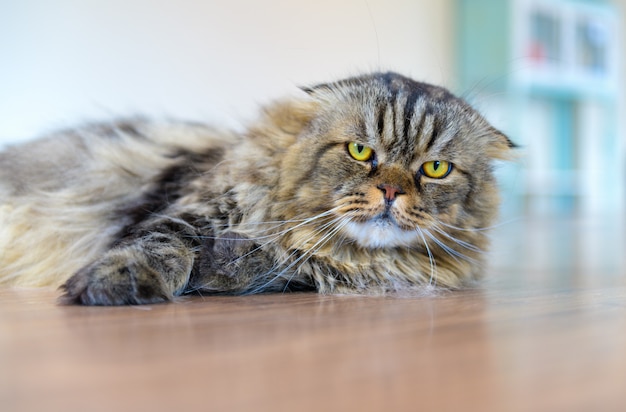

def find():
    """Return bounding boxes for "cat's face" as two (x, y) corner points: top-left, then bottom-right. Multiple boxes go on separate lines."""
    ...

(275, 72), (513, 251)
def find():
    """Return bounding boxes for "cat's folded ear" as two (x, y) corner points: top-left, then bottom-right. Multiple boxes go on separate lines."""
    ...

(259, 97), (322, 137)
(485, 126), (518, 160)
(300, 83), (332, 96)
(300, 75), (363, 98)
(299, 81), (343, 103)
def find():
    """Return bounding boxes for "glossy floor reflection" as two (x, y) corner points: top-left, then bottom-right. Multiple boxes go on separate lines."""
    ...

(489, 214), (626, 289)
(1, 214), (625, 412)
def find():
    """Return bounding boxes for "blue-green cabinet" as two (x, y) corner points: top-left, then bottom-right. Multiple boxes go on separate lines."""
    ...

(456, 0), (621, 216)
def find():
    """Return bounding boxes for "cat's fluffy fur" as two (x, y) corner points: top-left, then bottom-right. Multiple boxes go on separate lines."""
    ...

(0, 72), (514, 305)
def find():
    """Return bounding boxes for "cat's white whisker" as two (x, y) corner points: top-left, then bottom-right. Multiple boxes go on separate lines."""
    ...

(435, 217), (521, 233)
(185, 210), (346, 295)
(192, 209), (346, 295)
(190, 208), (340, 244)
(429, 224), (485, 254)
(254, 220), (344, 291)
(249, 212), (355, 294)
(210, 213), (339, 231)
(416, 226), (437, 287)
(227, 208), (343, 266)
(281, 213), (356, 291)
(423, 228), (479, 265)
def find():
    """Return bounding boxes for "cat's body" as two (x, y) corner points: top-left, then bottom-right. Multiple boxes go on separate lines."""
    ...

(0, 72), (513, 305)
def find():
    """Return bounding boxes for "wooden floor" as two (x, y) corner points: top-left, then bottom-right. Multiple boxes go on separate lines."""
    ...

(1, 215), (625, 412)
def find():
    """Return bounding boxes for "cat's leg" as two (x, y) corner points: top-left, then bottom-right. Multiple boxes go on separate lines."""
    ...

(61, 217), (313, 305)
(61, 216), (199, 305)
(188, 231), (281, 294)
(188, 231), (316, 295)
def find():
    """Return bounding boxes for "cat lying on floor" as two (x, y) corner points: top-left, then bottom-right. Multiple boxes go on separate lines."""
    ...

(0, 72), (514, 305)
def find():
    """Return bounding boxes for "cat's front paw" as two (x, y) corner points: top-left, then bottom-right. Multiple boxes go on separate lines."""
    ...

(60, 252), (173, 306)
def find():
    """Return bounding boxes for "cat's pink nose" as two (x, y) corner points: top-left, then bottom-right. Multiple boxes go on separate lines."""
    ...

(377, 184), (405, 203)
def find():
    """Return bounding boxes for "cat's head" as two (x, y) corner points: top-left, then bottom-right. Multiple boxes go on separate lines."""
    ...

(267, 72), (514, 254)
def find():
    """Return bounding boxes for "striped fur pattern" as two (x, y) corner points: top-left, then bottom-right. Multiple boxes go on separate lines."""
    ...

(0, 72), (514, 305)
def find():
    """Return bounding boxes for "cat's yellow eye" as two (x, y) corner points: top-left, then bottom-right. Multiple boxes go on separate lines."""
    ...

(421, 160), (452, 179)
(347, 142), (374, 162)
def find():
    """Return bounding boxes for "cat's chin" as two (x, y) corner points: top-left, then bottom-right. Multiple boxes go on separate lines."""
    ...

(343, 218), (422, 249)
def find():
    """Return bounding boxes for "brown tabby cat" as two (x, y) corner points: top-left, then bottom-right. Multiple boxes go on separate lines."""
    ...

(0, 72), (514, 305)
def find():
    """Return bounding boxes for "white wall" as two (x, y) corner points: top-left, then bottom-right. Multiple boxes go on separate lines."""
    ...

(0, 0), (454, 145)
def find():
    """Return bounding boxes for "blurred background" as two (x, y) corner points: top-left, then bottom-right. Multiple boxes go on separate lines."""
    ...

(0, 0), (624, 224)
(2, 4), (623, 408)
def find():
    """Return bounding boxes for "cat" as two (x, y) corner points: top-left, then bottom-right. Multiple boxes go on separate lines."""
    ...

(0, 72), (515, 305)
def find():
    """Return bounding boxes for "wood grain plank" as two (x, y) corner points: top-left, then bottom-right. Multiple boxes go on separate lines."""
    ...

(1, 217), (625, 412)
